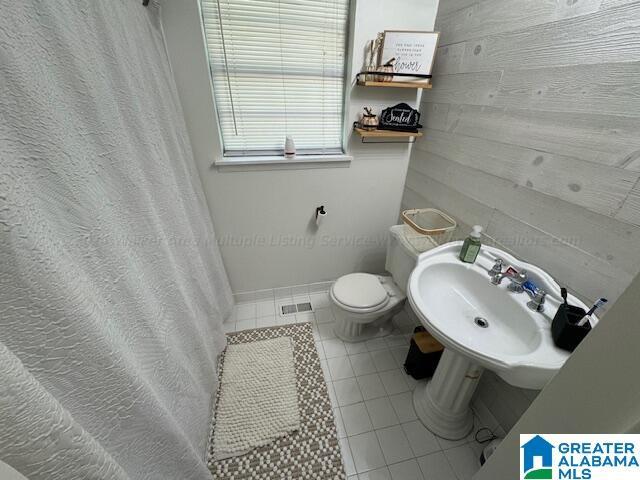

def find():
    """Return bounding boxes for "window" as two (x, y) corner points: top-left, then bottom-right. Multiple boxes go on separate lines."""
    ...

(200, 0), (350, 157)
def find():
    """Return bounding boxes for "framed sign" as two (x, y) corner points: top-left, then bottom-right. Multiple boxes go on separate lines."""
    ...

(379, 103), (422, 132)
(380, 30), (440, 83)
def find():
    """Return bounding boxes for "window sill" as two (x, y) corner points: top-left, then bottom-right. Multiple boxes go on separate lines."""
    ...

(213, 154), (352, 172)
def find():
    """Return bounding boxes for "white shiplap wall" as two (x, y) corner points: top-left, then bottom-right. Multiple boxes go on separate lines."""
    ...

(402, 0), (640, 434)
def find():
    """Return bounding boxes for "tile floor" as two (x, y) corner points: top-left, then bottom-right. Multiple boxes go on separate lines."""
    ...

(226, 291), (483, 480)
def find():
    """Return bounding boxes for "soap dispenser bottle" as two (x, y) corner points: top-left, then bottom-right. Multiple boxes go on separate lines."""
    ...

(459, 225), (483, 263)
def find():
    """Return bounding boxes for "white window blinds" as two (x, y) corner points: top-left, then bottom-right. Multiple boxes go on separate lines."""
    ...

(200, 0), (350, 156)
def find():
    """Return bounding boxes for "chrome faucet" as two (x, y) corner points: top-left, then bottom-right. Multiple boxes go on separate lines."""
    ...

(488, 259), (527, 292)
(488, 258), (547, 312)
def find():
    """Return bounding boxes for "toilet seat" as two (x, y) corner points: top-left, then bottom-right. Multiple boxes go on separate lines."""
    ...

(331, 273), (390, 313)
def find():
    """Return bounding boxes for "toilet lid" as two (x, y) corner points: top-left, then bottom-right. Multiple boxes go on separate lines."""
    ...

(332, 273), (389, 310)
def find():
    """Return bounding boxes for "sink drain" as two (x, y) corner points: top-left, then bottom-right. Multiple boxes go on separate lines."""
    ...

(474, 317), (489, 328)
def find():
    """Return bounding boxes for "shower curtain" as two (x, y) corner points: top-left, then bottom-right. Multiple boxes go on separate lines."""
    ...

(0, 1), (233, 479)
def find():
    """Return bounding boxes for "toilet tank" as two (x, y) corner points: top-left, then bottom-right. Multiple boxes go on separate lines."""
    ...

(385, 225), (421, 295)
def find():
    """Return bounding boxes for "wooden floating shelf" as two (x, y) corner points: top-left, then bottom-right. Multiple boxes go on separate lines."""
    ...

(354, 127), (423, 138)
(357, 80), (432, 89)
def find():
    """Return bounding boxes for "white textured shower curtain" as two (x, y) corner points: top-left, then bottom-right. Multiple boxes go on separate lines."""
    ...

(0, 1), (233, 479)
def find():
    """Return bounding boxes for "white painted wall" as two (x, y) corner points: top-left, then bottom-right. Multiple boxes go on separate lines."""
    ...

(161, 0), (439, 293)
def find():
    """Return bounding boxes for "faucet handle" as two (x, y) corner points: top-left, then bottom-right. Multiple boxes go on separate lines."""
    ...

(527, 287), (547, 312)
(489, 258), (503, 276)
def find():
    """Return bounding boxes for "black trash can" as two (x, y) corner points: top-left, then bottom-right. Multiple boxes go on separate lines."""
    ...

(404, 326), (444, 380)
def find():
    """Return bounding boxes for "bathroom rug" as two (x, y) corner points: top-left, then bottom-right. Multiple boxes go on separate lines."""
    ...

(212, 336), (300, 460)
(208, 322), (346, 479)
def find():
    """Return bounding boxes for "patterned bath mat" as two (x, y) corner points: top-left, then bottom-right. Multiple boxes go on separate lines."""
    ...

(207, 322), (346, 479)
(212, 336), (300, 460)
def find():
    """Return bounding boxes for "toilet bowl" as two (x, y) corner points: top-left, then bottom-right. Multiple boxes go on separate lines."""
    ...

(330, 225), (420, 342)
(330, 273), (405, 342)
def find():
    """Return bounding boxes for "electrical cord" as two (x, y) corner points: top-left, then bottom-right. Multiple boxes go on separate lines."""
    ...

(474, 427), (498, 444)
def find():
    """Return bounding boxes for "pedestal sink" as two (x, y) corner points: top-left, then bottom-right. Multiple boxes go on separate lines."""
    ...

(407, 241), (598, 440)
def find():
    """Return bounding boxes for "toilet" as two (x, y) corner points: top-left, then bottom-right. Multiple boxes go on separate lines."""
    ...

(330, 225), (419, 342)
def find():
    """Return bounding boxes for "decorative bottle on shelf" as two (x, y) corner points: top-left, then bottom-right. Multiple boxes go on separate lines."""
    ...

(459, 225), (483, 263)
(284, 136), (295, 158)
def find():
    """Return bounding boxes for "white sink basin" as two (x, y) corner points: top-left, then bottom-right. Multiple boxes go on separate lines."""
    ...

(407, 241), (597, 440)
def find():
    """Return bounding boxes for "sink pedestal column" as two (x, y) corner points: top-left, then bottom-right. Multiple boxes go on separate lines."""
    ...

(413, 348), (483, 440)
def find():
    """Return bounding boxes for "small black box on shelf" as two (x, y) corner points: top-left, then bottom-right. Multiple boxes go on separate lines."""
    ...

(551, 303), (591, 352)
